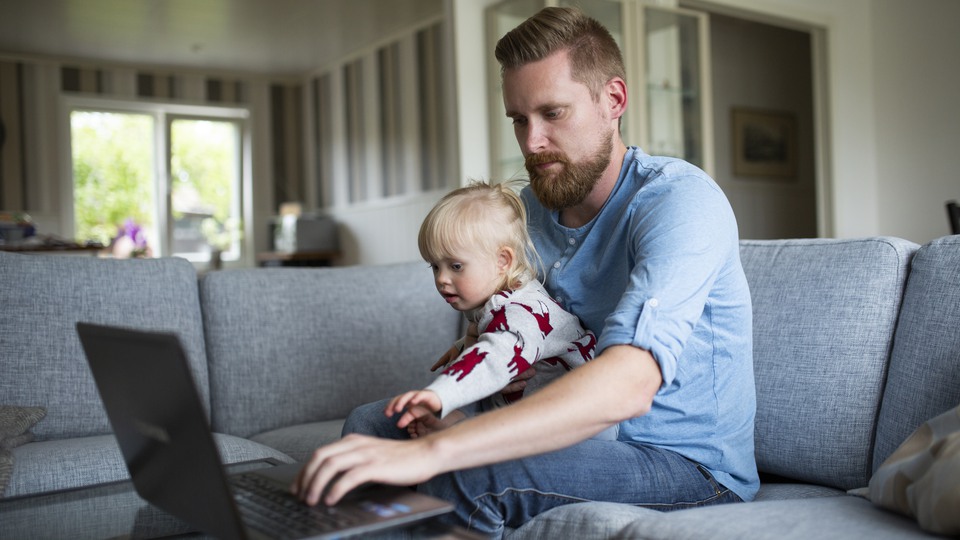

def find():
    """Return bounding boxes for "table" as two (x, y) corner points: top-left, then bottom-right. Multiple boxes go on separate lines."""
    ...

(0, 243), (104, 256)
(0, 459), (483, 539)
(0, 460), (274, 540)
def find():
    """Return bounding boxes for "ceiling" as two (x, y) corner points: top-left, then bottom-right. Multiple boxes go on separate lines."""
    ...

(0, 0), (444, 76)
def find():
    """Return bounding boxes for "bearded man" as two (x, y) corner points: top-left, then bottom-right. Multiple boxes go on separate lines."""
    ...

(295, 7), (758, 538)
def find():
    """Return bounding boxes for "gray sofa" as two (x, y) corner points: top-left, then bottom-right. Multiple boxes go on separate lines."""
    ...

(1, 235), (958, 539)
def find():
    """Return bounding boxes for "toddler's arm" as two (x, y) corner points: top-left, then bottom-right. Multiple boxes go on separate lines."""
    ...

(431, 321), (480, 371)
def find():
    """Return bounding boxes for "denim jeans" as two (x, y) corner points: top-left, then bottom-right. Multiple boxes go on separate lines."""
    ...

(342, 399), (741, 538)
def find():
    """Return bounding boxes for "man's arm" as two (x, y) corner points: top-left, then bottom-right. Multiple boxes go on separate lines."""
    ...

(293, 344), (661, 506)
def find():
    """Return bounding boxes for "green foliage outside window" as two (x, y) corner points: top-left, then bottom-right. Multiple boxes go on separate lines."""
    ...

(72, 112), (154, 246)
(170, 119), (236, 225)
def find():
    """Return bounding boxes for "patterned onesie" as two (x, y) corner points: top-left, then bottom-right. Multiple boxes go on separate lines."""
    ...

(426, 280), (598, 419)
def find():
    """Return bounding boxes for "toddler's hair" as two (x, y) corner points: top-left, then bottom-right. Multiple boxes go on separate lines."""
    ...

(418, 181), (539, 291)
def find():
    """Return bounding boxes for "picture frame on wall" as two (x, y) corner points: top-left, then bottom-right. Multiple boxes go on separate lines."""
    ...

(731, 108), (797, 179)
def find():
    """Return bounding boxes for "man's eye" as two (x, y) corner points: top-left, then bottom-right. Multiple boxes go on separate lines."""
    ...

(511, 117), (527, 126)
(546, 109), (561, 119)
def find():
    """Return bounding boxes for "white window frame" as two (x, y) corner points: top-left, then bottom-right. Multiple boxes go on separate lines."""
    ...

(59, 95), (251, 266)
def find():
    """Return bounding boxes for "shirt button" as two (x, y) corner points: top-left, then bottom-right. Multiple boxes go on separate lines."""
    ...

(553, 261), (561, 269)
(649, 298), (660, 308)
(568, 237), (576, 245)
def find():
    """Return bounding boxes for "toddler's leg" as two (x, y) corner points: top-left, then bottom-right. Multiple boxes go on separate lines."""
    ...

(341, 398), (409, 440)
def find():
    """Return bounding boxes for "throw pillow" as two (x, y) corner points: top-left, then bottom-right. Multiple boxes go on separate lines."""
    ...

(867, 403), (960, 536)
(0, 405), (47, 496)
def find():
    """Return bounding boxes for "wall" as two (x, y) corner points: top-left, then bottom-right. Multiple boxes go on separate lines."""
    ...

(709, 13), (817, 239)
(872, 0), (960, 243)
(302, 16), (455, 266)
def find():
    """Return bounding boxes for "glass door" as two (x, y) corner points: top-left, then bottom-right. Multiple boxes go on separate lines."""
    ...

(168, 117), (243, 264)
(71, 110), (159, 257)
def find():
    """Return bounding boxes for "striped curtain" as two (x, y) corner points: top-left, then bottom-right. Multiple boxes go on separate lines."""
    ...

(271, 83), (304, 207)
(61, 65), (250, 105)
(0, 61), (26, 210)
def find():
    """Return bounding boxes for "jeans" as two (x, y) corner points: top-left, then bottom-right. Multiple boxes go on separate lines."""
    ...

(342, 400), (742, 538)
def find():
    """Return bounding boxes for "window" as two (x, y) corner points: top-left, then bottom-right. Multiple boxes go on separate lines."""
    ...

(67, 98), (247, 265)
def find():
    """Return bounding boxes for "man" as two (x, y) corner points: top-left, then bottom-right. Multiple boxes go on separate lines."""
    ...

(294, 7), (757, 537)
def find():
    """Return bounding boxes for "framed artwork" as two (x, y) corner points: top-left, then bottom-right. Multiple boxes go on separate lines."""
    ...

(731, 108), (797, 178)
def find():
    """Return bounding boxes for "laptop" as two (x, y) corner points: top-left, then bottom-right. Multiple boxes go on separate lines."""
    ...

(75, 322), (454, 540)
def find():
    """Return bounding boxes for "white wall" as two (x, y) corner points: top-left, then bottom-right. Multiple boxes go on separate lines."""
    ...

(331, 0), (501, 267)
(449, 0), (499, 183)
(872, 0), (960, 243)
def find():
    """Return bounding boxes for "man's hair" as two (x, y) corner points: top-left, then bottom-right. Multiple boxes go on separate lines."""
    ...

(418, 181), (539, 291)
(494, 6), (625, 100)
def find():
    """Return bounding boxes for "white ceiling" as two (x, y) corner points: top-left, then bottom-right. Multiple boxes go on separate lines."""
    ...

(0, 0), (443, 76)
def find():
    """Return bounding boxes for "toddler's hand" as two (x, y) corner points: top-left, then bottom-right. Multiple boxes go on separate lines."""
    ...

(385, 390), (442, 429)
(408, 409), (467, 438)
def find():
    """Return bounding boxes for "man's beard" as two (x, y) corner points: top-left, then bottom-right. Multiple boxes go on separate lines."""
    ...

(526, 133), (613, 211)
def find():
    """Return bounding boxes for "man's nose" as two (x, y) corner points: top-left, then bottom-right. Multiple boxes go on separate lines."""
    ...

(518, 120), (547, 155)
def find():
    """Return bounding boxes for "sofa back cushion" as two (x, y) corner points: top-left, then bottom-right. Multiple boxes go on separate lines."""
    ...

(200, 262), (463, 438)
(0, 252), (208, 440)
(739, 237), (917, 490)
(874, 235), (960, 471)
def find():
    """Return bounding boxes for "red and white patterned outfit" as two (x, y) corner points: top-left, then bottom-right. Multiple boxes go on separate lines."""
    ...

(426, 280), (597, 417)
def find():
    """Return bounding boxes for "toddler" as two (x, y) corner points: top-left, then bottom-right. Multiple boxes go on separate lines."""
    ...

(385, 181), (615, 440)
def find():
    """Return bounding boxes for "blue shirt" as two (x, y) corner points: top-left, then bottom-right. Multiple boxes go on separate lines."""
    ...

(522, 147), (759, 501)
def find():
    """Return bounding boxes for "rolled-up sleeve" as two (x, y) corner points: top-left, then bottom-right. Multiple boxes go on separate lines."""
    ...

(597, 176), (735, 387)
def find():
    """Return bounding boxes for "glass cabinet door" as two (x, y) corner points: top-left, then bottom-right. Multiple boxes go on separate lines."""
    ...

(486, 0), (543, 183)
(637, 4), (712, 173)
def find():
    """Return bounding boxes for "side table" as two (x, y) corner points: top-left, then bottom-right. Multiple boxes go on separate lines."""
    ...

(0, 459), (277, 540)
(0, 458), (485, 539)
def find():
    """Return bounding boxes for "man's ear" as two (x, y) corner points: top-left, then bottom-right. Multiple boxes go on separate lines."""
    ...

(497, 247), (515, 274)
(605, 77), (628, 121)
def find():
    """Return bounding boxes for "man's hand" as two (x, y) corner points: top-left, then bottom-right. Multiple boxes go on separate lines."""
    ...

(501, 365), (536, 395)
(385, 390), (443, 429)
(430, 345), (459, 371)
(292, 434), (439, 506)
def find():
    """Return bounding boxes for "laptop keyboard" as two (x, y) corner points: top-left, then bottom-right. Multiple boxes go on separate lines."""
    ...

(231, 473), (368, 539)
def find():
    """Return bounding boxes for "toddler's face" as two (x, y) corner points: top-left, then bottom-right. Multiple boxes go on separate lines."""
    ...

(429, 247), (504, 312)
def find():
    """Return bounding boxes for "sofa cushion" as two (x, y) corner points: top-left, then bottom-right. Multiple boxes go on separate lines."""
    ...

(739, 238), (917, 490)
(0, 253), (209, 441)
(611, 496), (935, 540)
(250, 420), (345, 462)
(200, 262), (463, 438)
(505, 501), (661, 540)
(4, 433), (293, 498)
(874, 235), (960, 469)
(754, 481), (844, 501)
(0, 406), (46, 495)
